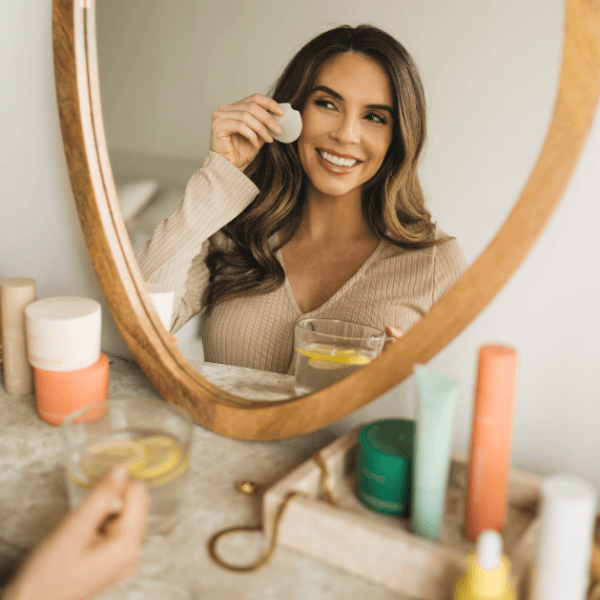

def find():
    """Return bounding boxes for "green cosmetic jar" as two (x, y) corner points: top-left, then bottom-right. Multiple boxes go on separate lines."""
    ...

(356, 419), (415, 517)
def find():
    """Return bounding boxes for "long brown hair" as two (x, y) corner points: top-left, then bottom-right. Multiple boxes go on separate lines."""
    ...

(203, 24), (443, 313)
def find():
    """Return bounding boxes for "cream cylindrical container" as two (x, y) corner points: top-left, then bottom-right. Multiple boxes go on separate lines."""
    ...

(465, 345), (518, 542)
(25, 297), (101, 371)
(1, 278), (37, 395)
(146, 282), (175, 331)
(532, 474), (597, 600)
(33, 353), (109, 425)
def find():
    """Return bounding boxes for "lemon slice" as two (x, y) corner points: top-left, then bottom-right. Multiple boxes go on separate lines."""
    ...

(309, 353), (371, 365)
(297, 342), (371, 370)
(130, 435), (181, 481)
(308, 354), (372, 369)
(148, 454), (190, 488)
(80, 439), (146, 482)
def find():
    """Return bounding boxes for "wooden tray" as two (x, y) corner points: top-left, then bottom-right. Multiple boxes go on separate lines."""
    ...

(263, 427), (542, 600)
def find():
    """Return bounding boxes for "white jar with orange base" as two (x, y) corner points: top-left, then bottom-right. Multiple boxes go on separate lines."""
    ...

(33, 353), (109, 425)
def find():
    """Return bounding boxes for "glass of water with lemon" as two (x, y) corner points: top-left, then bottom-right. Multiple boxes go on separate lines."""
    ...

(293, 318), (385, 395)
(62, 396), (193, 535)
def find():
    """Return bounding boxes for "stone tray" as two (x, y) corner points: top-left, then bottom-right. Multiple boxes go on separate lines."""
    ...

(263, 428), (542, 600)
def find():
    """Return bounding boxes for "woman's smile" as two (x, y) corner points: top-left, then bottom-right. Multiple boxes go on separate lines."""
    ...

(297, 52), (394, 202)
(316, 148), (362, 174)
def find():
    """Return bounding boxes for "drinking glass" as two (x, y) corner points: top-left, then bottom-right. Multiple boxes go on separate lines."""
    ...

(62, 396), (193, 535)
(293, 318), (385, 395)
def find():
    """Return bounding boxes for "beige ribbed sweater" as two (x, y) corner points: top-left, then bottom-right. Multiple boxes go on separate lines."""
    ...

(137, 151), (468, 374)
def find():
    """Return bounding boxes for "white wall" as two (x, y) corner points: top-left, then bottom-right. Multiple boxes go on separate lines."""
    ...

(2, 0), (599, 493)
(0, 0), (130, 359)
(96, 0), (562, 265)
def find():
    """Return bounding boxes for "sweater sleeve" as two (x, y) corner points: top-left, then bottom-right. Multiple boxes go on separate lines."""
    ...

(136, 150), (259, 331)
(431, 233), (469, 307)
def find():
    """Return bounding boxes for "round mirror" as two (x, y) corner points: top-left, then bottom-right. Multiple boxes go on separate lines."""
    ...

(52, 0), (600, 439)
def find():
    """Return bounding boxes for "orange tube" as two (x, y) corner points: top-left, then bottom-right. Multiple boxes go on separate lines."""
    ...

(464, 345), (518, 542)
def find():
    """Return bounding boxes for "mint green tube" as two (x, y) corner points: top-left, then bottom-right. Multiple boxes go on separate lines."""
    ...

(411, 365), (458, 539)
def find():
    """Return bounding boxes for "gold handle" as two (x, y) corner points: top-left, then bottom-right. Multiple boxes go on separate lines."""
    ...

(207, 490), (302, 572)
(311, 451), (338, 506)
(207, 451), (338, 571)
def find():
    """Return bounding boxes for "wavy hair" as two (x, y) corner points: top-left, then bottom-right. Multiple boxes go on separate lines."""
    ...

(202, 24), (444, 313)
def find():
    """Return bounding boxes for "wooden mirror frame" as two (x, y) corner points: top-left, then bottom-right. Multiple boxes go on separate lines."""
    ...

(52, 0), (600, 440)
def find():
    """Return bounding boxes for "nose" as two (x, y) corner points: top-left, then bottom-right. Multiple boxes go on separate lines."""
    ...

(330, 112), (360, 145)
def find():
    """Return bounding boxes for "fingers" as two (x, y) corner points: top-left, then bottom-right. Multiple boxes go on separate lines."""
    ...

(384, 326), (405, 351)
(210, 94), (288, 168)
(105, 480), (148, 545)
(385, 326), (404, 339)
(91, 481), (148, 583)
(212, 110), (273, 146)
(237, 93), (284, 117)
(213, 95), (284, 144)
(61, 464), (130, 547)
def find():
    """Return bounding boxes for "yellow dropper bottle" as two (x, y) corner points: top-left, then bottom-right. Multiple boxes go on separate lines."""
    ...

(455, 529), (516, 600)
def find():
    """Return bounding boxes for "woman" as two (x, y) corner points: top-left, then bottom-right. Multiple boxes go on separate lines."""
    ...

(137, 25), (467, 374)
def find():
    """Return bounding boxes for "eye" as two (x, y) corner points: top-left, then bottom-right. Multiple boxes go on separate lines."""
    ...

(365, 111), (387, 125)
(314, 98), (337, 110)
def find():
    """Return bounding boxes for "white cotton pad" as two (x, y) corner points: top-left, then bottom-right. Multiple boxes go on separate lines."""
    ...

(269, 103), (302, 143)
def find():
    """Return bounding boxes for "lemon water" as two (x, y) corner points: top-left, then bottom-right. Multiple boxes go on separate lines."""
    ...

(66, 427), (190, 534)
(294, 342), (375, 394)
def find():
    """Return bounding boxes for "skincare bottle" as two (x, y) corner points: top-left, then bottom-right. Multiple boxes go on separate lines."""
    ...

(411, 365), (458, 540)
(454, 529), (516, 600)
(25, 297), (101, 371)
(24, 296), (106, 425)
(465, 345), (517, 542)
(146, 282), (175, 331)
(34, 353), (109, 425)
(1, 278), (37, 395)
(146, 282), (177, 345)
(356, 419), (414, 517)
(531, 474), (597, 600)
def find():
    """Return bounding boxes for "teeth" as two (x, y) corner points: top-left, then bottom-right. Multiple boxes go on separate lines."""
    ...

(318, 150), (357, 168)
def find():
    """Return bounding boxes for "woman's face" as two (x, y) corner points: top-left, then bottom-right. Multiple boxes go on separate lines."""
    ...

(297, 52), (394, 203)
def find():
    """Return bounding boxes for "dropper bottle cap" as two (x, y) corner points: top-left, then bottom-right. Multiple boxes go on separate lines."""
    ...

(477, 529), (502, 571)
(454, 529), (515, 600)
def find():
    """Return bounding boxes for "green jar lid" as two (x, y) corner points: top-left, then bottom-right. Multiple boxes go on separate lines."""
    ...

(356, 419), (415, 517)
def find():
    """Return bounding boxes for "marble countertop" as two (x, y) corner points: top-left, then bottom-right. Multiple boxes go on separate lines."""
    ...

(189, 359), (297, 401)
(0, 355), (402, 600)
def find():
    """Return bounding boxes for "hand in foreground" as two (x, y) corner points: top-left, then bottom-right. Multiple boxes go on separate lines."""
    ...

(4, 465), (148, 600)
(384, 326), (405, 351)
(211, 93), (284, 170)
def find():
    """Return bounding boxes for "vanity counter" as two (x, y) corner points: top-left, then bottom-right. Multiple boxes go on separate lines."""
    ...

(189, 359), (297, 400)
(0, 355), (402, 600)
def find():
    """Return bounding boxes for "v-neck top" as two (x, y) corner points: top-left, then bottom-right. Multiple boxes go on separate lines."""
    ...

(137, 151), (468, 375)
(275, 241), (386, 318)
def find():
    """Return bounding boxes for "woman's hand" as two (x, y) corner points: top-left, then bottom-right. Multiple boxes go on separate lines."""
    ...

(384, 326), (405, 351)
(210, 94), (284, 170)
(4, 464), (148, 600)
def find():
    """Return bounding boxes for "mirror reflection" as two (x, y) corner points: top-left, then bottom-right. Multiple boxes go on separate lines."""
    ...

(96, 1), (562, 393)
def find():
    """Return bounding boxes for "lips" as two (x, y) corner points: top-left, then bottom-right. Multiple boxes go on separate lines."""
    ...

(316, 148), (362, 174)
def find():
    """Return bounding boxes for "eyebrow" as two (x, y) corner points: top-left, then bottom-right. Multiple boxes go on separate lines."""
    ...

(310, 85), (394, 115)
